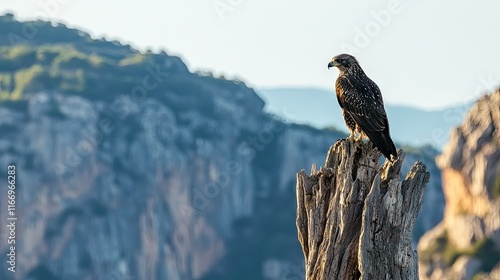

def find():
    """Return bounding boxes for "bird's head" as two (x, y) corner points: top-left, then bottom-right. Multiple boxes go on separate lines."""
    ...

(328, 54), (359, 71)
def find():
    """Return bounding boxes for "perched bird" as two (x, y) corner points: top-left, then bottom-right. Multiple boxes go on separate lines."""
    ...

(328, 54), (397, 161)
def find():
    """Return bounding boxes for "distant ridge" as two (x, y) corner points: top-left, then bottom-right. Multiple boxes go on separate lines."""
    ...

(257, 87), (473, 149)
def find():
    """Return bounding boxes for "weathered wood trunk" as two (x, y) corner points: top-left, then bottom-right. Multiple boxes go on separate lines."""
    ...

(296, 139), (429, 280)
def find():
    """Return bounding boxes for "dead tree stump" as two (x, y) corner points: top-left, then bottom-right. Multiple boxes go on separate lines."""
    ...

(296, 139), (429, 280)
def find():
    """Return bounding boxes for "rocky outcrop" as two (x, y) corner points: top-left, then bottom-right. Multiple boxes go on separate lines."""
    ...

(418, 89), (500, 280)
(0, 89), (341, 280)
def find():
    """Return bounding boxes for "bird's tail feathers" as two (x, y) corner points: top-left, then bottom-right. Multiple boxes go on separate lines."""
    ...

(364, 130), (397, 161)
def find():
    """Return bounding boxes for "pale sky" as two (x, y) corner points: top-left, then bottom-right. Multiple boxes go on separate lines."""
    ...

(1, 0), (500, 109)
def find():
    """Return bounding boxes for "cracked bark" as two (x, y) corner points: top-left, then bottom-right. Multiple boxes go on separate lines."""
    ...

(296, 139), (429, 280)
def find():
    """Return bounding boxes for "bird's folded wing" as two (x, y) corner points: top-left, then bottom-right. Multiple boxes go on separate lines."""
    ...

(336, 76), (387, 132)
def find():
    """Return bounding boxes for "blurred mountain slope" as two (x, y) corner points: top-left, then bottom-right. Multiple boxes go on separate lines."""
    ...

(418, 89), (500, 280)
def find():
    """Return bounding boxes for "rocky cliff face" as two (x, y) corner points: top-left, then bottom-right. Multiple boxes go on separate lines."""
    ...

(0, 88), (340, 280)
(0, 15), (342, 280)
(418, 89), (500, 280)
(0, 14), (444, 280)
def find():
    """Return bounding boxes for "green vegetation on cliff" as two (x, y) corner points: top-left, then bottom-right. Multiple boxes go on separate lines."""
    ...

(420, 230), (500, 275)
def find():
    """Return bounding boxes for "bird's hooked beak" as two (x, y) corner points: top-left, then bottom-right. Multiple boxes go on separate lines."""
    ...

(328, 60), (339, 70)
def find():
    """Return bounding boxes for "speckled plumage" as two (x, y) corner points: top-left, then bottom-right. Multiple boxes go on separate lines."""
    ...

(328, 54), (398, 160)
(342, 108), (357, 133)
